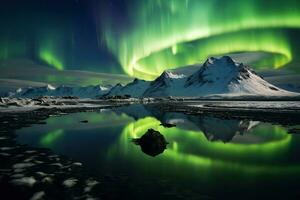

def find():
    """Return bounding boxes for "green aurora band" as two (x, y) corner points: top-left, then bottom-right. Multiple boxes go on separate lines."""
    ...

(39, 49), (64, 71)
(35, 29), (72, 71)
(0, 27), (70, 72)
(101, 0), (300, 80)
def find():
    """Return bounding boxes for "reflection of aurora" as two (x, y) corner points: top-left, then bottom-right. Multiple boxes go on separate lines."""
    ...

(107, 117), (300, 175)
(40, 129), (64, 147)
(101, 0), (300, 80)
(38, 112), (131, 147)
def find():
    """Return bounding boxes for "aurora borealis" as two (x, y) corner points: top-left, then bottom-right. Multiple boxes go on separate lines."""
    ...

(1, 0), (300, 80)
(99, 0), (300, 80)
(3, 2), (300, 197)
(0, 0), (120, 74)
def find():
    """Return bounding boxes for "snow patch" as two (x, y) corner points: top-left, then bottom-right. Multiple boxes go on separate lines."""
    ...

(30, 191), (45, 200)
(13, 163), (34, 169)
(11, 177), (36, 187)
(63, 178), (78, 188)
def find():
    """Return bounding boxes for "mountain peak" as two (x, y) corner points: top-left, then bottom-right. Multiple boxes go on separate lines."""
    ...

(132, 78), (146, 83)
(160, 71), (185, 79)
(185, 56), (241, 87)
(203, 56), (236, 67)
(93, 85), (110, 91)
(150, 70), (185, 87)
(160, 71), (173, 79)
(221, 55), (235, 64)
(203, 57), (217, 66)
(45, 84), (56, 90)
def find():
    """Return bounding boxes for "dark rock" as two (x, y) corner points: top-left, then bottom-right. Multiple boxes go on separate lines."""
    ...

(160, 123), (176, 128)
(132, 129), (168, 157)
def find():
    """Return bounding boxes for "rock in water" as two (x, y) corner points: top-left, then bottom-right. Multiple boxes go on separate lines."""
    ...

(133, 128), (168, 157)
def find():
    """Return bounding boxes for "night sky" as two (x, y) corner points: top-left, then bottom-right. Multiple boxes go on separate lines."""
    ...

(1, 0), (300, 82)
(0, 0), (122, 73)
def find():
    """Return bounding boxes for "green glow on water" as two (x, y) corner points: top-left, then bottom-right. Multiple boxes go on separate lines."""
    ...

(40, 129), (64, 147)
(100, 0), (300, 80)
(45, 112), (131, 128)
(107, 117), (300, 175)
(121, 117), (291, 157)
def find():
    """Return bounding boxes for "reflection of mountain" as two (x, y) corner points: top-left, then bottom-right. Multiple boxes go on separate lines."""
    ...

(186, 116), (259, 143)
(112, 104), (152, 120)
(113, 104), (259, 143)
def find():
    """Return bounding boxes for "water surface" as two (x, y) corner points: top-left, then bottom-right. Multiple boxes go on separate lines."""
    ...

(16, 105), (300, 199)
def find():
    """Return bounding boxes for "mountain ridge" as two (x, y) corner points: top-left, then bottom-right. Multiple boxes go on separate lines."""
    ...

(10, 56), (299, 98)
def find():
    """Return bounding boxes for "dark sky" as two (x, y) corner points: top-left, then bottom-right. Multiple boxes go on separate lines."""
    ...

(0, 0), (124, 73)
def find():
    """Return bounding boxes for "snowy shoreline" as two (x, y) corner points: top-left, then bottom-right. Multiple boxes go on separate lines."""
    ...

(1, 96), (300, 113)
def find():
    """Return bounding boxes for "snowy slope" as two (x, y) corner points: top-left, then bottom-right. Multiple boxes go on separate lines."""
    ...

(143, 71), (187, 96)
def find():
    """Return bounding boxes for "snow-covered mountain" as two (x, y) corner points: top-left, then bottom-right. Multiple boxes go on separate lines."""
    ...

(14, 84), (56, 98)
(142, 56), (297, 97)
(104, 78), (150, 97)
(143, 72), (186, 97)
(11, 84), (111, 98)
(11, 56), (299, 98)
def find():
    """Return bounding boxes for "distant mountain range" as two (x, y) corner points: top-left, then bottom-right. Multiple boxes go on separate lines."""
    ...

(10, 56), (298, 98)
(11, 85), (111, 98)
